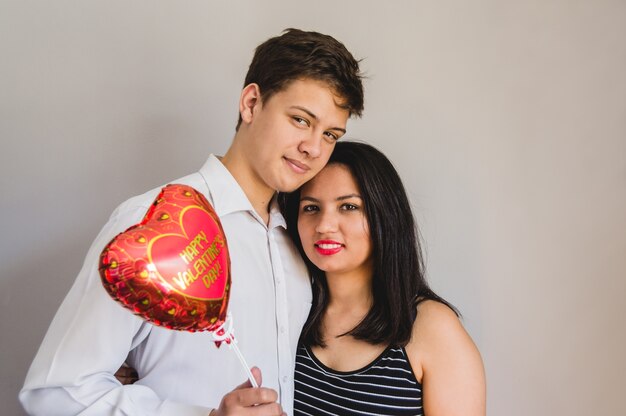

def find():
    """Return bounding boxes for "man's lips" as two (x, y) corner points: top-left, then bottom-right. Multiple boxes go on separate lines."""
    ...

(314, 240), (343, 255)
(284, 157), (309, 174)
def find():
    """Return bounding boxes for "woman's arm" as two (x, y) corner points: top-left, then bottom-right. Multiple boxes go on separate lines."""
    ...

(406, 300), (486, 416)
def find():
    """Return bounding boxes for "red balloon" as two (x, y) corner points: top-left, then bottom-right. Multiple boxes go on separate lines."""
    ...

(99, 184), (231, 332)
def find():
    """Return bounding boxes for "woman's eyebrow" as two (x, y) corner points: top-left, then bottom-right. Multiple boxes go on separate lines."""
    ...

(300, 194), (362, 203)
(337, 194), (362, 201)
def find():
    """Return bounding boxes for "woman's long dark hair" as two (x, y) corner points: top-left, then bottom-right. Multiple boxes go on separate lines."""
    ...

(280, 141), (457, 348)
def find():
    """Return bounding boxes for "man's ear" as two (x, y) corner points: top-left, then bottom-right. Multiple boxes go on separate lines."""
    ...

(239, 83), (262, 125)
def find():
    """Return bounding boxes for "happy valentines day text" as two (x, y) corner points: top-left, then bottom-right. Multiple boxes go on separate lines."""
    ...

(173, 231), (225, 291)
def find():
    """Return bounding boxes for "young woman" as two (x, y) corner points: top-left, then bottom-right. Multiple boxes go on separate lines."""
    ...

(282, 141), (486, 415)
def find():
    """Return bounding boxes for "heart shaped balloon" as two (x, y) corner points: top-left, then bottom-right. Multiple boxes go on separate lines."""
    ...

(99, 184), (230, 332)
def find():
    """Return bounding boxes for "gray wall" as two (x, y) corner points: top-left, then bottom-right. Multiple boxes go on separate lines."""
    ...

(1, 1), (625, 415)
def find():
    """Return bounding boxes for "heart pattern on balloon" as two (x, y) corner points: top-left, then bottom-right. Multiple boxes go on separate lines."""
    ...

(99, 184), (231, 332)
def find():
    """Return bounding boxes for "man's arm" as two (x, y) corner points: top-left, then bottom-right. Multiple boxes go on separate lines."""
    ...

(20, 197), (286, 416)
(19, 200), (213, 416)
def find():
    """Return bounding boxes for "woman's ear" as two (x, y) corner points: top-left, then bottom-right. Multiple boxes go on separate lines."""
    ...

(239, 83), (262, 125)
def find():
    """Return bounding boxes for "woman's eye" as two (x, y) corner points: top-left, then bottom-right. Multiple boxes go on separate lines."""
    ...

(301, 205), (319, 213)
(341, 203), (358, 211)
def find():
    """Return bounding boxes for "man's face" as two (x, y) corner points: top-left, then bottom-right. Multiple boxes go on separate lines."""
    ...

(240, 78), (350, 194)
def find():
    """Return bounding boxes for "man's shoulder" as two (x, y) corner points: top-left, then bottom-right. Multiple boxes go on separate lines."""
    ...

(109, 171), (210, 221)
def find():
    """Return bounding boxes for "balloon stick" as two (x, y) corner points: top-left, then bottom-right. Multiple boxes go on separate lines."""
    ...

(210, 314), (258, 388)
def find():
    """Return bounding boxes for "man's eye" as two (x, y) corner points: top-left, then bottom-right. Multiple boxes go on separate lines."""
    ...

(293, 116), (309, 126)
(324, 131), (339, 141)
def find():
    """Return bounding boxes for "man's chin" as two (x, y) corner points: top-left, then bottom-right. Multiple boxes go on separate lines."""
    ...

(277, 175), (317, 193)
(277, 181), (308, 193)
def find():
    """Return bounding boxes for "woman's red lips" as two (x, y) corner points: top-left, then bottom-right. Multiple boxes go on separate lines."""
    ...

(314, 240), (343, 255)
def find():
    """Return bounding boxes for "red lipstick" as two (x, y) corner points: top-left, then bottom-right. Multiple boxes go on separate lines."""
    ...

(314, 240), (343, 255)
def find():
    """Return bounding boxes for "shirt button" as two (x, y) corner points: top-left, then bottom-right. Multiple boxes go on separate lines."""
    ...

(282, 376), (288, 383)
(280, 326), (285, 334)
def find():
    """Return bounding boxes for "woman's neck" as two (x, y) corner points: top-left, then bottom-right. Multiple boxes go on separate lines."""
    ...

(324, 270), (373, 334)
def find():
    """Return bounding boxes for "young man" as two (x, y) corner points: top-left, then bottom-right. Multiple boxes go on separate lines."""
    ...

(20, 28), (364, 416)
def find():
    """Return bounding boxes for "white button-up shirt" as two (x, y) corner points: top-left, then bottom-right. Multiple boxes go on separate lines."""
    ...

(20, 155), (312, 415)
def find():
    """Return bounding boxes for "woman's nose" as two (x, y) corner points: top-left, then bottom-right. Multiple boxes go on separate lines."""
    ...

(315, 211), (338, 234)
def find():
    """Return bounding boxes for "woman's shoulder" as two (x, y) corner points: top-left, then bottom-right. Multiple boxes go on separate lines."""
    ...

(409, 299), (474, 354)
(415, 299), (458, 321)
(406, 301), (458, 353)
(406, 299), (481, 377)
(406, 300), (486, 414)
(405, 300), (485, 415)
(413, 300), (463, 339)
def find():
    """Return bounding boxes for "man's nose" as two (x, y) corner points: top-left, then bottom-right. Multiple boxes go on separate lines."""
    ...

(298, 131), (322, 158)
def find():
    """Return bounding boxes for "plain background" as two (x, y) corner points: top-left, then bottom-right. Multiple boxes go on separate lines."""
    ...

(1, 1), (625, 415)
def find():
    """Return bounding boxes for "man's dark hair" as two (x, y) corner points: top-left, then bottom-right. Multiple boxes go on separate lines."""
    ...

(281, 141), (458, 348)
(236, 28), (364, 129)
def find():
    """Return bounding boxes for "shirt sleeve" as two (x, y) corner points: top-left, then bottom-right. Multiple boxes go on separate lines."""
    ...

(19, 200), (213, 416)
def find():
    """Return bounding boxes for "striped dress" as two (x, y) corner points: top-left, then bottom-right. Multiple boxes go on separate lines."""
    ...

(294, 344), (424, 415)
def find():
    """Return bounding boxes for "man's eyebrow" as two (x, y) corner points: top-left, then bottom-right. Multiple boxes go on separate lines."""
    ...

(291, 106), (318, 120)
(290, 106), (347, 134)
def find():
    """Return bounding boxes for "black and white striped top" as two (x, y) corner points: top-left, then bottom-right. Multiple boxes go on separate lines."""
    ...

(294, 344), (424, 415)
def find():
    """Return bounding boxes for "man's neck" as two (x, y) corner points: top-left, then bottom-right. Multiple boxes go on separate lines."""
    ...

(220, 149), (274, 225)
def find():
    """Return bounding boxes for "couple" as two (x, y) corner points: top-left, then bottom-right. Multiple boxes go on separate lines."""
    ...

(20, 29), (485, 415)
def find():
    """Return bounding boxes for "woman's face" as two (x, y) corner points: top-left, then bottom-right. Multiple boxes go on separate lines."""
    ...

(297, 163), (373, 277)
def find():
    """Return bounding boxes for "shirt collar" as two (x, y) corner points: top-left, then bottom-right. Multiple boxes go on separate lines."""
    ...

(268, 195), (287, 230)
